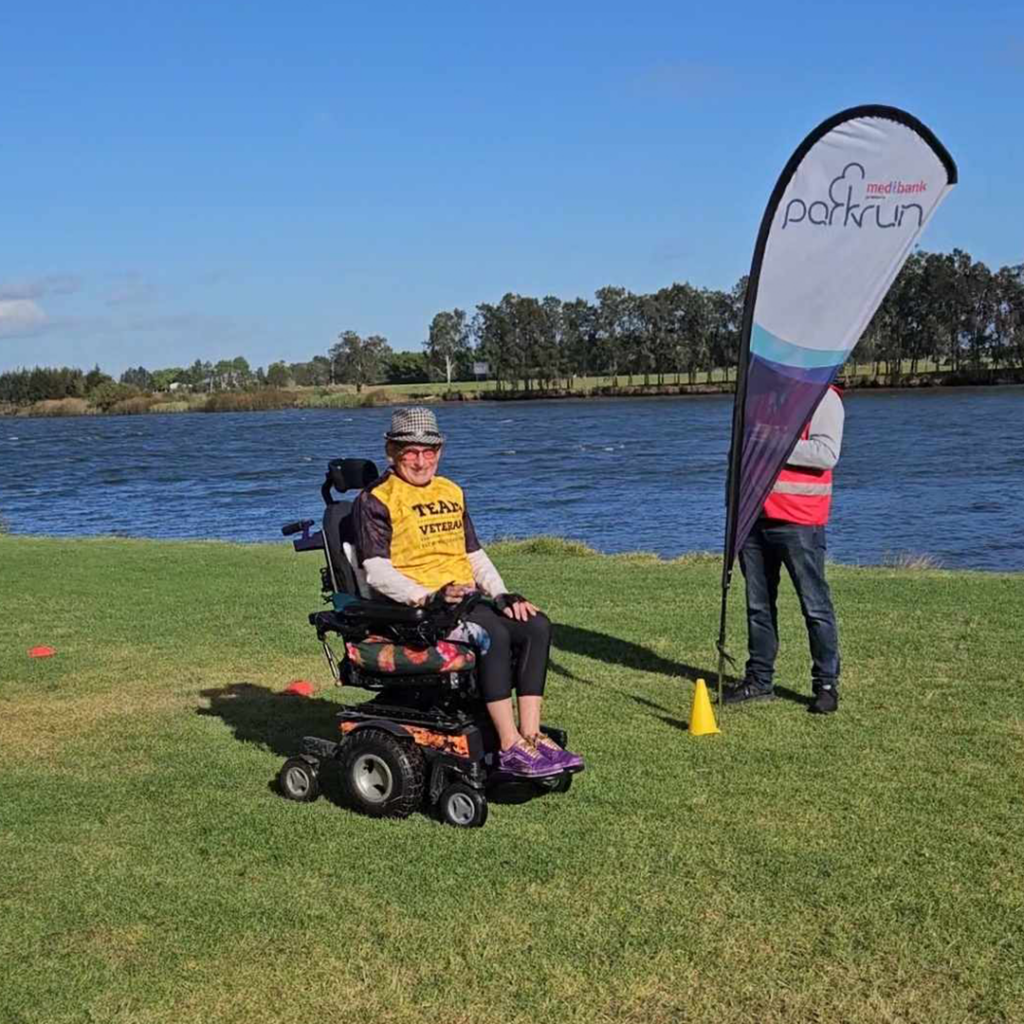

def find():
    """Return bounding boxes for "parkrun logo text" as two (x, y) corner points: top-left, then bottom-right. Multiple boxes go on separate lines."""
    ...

(782, 162), (926, 230)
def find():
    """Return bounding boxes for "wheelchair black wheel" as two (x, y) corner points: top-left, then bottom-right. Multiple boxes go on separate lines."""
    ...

(549, 771), (573, 794)
(439, 782), (488, 828)
(531, 771), (573, 795)
(278, 757), (320, 803)
(340, 728), (425, 819)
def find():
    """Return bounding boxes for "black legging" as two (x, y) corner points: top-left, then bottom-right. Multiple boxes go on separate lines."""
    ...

(465, 605), (552, 702)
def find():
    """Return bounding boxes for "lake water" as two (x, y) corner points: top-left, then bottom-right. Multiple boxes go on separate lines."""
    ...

(1, 388), (1022, 571)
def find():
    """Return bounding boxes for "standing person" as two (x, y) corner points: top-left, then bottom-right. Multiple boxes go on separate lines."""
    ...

(722, 385), (844, 714)
(353, 406), (584, 775)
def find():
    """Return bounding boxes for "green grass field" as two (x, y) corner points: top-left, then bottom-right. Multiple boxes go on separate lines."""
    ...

(1, 536), (1022, 1024)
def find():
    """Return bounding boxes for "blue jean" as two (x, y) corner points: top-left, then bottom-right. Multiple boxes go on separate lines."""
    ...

(739, 520), (840, 691)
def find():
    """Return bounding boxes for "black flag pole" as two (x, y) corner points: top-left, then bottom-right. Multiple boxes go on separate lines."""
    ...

(715, 290), (754, 710)
(715, 165), (779, 710)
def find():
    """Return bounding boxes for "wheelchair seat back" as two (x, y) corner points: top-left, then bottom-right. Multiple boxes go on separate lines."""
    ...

(321, 458), (379, 599)
(323, 501), (369, 598)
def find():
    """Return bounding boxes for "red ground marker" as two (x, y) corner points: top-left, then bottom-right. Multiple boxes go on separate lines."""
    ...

(28, 646), (57, 658)
(283, 680), (314, 697)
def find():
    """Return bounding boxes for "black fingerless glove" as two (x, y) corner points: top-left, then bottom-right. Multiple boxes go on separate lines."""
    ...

(425, 582), (456, 613)
(495, 592), (527, 612)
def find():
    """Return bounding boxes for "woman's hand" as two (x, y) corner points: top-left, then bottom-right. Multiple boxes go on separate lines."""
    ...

(505, 598), (539, 621)
(439, 583), (477, 604)
(496, 592), (539, 621)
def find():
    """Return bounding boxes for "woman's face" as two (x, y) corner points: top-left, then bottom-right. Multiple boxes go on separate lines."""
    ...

(391, 443), (442, 487)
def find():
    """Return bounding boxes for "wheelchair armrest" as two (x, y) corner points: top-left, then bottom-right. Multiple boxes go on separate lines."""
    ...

(309, 602), (426, 637)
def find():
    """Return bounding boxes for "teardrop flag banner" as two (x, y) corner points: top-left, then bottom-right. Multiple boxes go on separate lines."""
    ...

(715, 105), (957, 703)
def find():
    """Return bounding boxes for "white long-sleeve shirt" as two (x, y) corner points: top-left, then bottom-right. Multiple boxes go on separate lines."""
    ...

(787, 387), (844, 471)
(364, 547), (507, 606)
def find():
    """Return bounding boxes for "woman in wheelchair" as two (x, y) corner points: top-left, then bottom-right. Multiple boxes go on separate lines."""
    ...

(353, 407), (583, 780)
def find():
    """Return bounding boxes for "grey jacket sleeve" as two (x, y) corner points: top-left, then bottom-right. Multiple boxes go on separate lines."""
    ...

(787, 388), (844, 471)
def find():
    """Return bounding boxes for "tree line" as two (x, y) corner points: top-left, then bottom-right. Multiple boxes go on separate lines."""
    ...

(418, 248), (1024, 391)
(859, 249), (1024, 381)
(0, 352), (432, 407)
(3, 247), (1022, 406)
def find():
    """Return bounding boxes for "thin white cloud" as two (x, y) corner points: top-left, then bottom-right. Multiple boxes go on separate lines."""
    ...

(1004, 38), (1024, 68)
(0, 299), (48, 338)
(635, 61), (736, 100)
(106, 273), (159, 307)
(0, 274), (82, 301)
(306, 108), (340, 134)
(651, 240), (691, 264)
(121, 312), (252, 338)
(196, 269), (231, 287)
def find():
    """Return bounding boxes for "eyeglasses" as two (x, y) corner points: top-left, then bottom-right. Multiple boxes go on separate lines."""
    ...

(396, 446), (440, 463)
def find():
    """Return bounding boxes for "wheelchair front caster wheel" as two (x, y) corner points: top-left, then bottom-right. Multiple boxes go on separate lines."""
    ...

(278, 757), (321, 802)
(439, 783), (488, 828)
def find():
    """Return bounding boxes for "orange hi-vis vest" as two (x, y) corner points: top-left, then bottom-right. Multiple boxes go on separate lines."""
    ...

(762, 387), (839, 526)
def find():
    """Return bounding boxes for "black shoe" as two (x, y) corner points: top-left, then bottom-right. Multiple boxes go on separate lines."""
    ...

(808, 685), (838, 714)
(720, 679), (774, 705)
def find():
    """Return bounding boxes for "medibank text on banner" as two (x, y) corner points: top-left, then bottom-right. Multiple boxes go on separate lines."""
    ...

(715, 106), (956, 700)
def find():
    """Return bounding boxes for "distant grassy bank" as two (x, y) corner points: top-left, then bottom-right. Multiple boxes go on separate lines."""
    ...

(1, 534), (1021, 1024)
(3, 362), (1022, 417)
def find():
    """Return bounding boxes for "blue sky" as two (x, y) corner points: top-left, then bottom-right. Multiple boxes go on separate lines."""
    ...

(1, 0), (1021, 375)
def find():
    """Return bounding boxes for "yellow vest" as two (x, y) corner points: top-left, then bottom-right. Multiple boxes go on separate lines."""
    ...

(371, 473), (474, 590)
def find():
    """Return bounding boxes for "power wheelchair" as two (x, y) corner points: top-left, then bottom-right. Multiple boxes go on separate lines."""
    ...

(276, 458), (579, 828)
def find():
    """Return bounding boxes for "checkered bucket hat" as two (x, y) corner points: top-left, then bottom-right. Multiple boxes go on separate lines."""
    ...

(384, 406), (445, 445)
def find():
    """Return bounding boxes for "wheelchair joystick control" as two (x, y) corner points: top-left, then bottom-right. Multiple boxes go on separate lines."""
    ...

(281, 519), (314, 538)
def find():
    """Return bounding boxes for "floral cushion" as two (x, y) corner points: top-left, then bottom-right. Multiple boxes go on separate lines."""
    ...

(344, 636), (477, 676)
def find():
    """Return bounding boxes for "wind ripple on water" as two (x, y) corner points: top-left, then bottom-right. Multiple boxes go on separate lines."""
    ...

(1, 391), (1022, 570)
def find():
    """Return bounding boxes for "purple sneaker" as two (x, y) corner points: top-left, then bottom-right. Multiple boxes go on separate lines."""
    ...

(532, 735), (585, 772)
(496, 740), (561, 778)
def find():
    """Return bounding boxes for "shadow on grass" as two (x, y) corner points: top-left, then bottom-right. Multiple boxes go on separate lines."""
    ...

(198, 682), (351, 808)
(630, 693), (690, 732)
(655, 715), (690, 731)
(549, 626), (742, 733)
(773, 684), (814, 707)
(551, 625), (815, 711)
(198, 682), (344, 759)
(552, 623), (725, 684)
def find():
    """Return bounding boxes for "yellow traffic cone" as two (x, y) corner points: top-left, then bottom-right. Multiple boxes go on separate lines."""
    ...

(688, 678), (720, 736)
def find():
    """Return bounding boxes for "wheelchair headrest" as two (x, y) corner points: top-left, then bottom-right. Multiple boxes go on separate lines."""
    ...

(322, 458), (380, 504)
